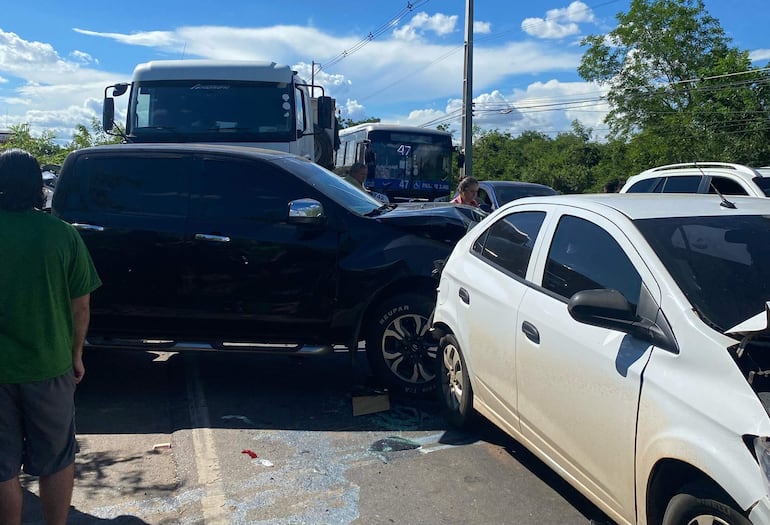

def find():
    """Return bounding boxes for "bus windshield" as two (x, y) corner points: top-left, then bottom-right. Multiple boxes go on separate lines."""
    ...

(367, 130), (452, 200)
(337, 128), (452, 201)
(128, 80), (297, 143)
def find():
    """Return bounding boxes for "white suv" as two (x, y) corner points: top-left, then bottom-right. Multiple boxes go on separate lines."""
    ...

(620, 162), (770, 197)
(432, 193), (770, 525)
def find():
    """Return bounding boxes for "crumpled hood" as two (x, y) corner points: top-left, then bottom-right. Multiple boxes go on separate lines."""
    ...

(375, 203), (485, 244)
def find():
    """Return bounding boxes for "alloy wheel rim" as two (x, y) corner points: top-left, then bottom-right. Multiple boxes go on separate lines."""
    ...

(442, 343), (464, 409)
(380, 313), (437, 385)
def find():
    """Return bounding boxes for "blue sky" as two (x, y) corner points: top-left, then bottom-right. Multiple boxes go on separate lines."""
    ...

(1, 0), (768, 144)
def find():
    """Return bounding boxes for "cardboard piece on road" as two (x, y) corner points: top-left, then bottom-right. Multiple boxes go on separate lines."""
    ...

(352, 387), (390, 416)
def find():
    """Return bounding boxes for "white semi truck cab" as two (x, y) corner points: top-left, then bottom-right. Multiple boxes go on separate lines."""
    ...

(103, 59), (338, 169)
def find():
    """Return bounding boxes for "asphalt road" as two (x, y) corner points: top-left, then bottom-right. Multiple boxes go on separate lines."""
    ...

(19, 348), (614, 525)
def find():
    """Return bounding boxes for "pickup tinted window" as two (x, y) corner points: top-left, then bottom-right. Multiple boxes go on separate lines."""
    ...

(64, 155), (190, 216)
(195, 157), (308, 222)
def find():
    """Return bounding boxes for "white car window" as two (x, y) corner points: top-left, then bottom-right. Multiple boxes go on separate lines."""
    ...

(707, 176), (748, 196)
(660, 175), (702, 193)
(472, 211), (546, 279)
(542, 215), (642, 308)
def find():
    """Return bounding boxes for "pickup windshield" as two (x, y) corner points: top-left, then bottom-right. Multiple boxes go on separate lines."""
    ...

(128, 80), (297, 142)
(275, 157), (383, 216)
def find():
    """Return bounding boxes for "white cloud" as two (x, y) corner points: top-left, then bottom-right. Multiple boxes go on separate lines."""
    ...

(70, 50), (98, 64)
(508, 79), (609, 137)
(0, 29), (114, 85)
(0, 96), (30, 106)
(522, 1), (595, 39)
(0, 28), (122, 140)
(474, 21), (492, 34)
(750, 49), (770, 62)
(73, 27), (180, 49)
(341, 99), (367, 121)
(393, 12), (458, 42)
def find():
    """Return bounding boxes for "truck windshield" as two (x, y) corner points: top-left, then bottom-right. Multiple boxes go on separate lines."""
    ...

(129, 80), (296, 143)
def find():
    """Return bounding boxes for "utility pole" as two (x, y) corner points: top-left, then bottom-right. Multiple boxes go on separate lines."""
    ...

(460, 0), (474, 178)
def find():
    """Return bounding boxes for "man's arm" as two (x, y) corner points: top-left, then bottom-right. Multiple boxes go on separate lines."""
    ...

(71, 294), (90, 384)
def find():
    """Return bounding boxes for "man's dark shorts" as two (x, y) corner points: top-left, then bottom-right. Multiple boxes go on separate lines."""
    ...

(0, 370), (78, 481)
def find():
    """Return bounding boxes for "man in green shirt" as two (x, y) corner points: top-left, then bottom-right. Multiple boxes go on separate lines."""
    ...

(0, 149), (101, 525)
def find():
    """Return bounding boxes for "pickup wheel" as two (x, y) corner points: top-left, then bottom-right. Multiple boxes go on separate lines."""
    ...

(365, 293), (438, 396)
(662, 483), (751, 525)
(438, 334), (474, 428)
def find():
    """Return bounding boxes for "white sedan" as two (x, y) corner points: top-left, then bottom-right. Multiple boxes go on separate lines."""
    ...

(432, 193), (770, 525)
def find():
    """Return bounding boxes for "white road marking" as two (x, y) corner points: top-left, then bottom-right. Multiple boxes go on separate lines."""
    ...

(186, 357), (229, 524)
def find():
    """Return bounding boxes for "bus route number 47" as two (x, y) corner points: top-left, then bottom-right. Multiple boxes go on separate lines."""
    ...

(397, 144), (412, 156)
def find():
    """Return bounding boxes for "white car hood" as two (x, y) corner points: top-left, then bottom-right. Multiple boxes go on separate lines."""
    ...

(726, 302), (770, 336)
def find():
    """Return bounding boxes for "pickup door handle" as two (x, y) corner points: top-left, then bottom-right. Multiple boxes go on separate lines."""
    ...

(71, 223), (104, 232)
(195, 233), (231, 243)
(521, 321), (540, 344)
(458, 287), (470, 305)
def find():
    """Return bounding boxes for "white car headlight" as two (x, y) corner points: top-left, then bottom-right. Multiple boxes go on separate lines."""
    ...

(753, 437), (770, 495)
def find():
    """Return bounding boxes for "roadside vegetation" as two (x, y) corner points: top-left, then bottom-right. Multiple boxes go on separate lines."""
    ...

(3, 0), (769, 193)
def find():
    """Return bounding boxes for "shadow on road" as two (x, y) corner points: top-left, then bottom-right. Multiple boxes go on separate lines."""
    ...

(20, 488), (150, 524)
(75, 347), (446, 435)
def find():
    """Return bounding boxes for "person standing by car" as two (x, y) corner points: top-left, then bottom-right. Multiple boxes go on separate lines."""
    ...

(345, 162), (369, 191)
(345, 162), (389, 204)
(451, 176), (480, 207)
(0, 149), (102, 525)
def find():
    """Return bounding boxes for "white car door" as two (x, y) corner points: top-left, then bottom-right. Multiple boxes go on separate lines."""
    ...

(459, 209), (549, 429)
(515, 208), (659, 524)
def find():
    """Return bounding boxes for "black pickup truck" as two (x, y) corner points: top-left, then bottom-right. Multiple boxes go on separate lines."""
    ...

(52, 143), (483, 395)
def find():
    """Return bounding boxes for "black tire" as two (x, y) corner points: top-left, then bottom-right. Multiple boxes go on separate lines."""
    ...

(662, 483), (752, 525)
(365, 293), (438, 396)
(314, 126), (334, 170)
(438, 334), (474, 428)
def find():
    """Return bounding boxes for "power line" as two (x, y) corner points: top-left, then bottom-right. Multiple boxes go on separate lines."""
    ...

(417, 72), (770, 128)
(315, 1), (431, 74)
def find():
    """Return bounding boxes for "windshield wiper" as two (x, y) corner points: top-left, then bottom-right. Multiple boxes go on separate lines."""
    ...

(364, 203), (397, 217)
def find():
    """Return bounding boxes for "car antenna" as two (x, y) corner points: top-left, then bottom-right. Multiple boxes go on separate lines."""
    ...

(694, 161), (736, 209)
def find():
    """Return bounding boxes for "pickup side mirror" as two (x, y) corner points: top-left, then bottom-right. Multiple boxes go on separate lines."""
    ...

(287, 198), (326, 226)
(568, 288), (678, 353)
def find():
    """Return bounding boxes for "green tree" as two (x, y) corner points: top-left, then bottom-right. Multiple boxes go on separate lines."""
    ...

(578, 0), (770, 164)
(339, 116), (381, 128)
(69, 118), (123, 149)
(1, 123), (67, 166)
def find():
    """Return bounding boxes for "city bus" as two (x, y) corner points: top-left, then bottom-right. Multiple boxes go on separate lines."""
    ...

(335, 123), (454, 201)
